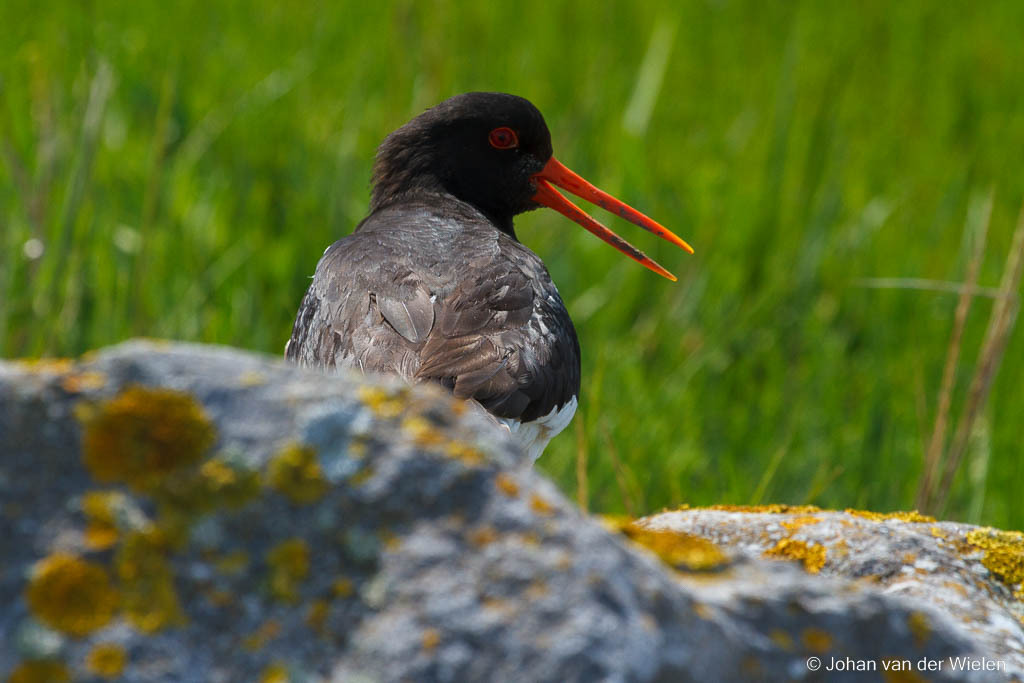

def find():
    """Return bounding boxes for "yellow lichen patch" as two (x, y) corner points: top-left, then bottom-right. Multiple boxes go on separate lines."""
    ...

(780, 516), (822, 532)
(198, 458), (261, 508)
(830, 538), (850, 559)
(237, 370), (267, 387)
(444, 441), (483, 464)
(26, 553), (119, 636)
(620, 522), (729, 572)
(965, 527), (1024, 596)
(79, 386), (216, 491)
(881, 664), (928, 683)
(243, 619), (282, 651)
(520, 531), (541, 546)
(764, 539), (827, 573)
(844, 509), (935, 523)
(358, 386), (407, 419)
(422, 628), (441, 651)
(115, 530), (184, 632)
(267, 444), (327, 504)
(86, 643), (127, 678)
(907, 611), (931, 648)
(529, 493), (556, 517)
(214, 550), (250, 576)
(708, 503), (822, 514)
(525, 579), (549, 600)
(494, 473), (519, 498)
(333, 577), (355, 598)
(402, 416), (446, 448)
(306, 599), (330, 633)
(801, 627), (833, 652)
(13, 358), (74, 375)
(770, 629), (795, 651)
(81, 491), (123, 550)
(204, 589), (234, 607)
(267, 539), (310, 603)
(930, 526), (948, 539)
(8, 660), (71, 683)
(260, 660), (290, 683)
(380, 529), (402, 551)
(61, 371), (107, 393)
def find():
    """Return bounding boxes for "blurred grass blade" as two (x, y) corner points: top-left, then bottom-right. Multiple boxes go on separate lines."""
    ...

(622, 19), (676, 138)
(935, 202), (1024, 513)
(855, 278), (1000, 299)
(916, 189), (992, 511)
(575, 417), (589, 511)
(32, 59), (115, 352)
(750, 444), (789, 505)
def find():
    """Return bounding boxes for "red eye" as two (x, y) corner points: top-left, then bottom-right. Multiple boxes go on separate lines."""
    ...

(488, 127), (519, 149)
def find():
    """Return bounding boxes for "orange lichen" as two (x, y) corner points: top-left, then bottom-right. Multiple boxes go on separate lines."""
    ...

(79, 386), (215, 491)
(81, 491), (123, 550)
(115, 530), (184, 632)
(801, 628), (832, 652)
(267, 539), (310, 603)
(306, 599), (330, 633)
(844, 509), (935, 523)
(881, 663), (928, 683)
(7, 660), (71, 683)
(333, 577), (355, 598)
(26, 553), (119, 636)
(529, 493), (556, 517)
(444, 441), (484, 464)
(86, 643), (127, 678)
(13, 358), (74, 375)
(267, 443), (327, 504)
(358, 386), (407, 418)
(620, 522), (729, 572)
(907, 612), (931, 648)
(525, 579), (549, 600)
(402, 416), (447, 447)
(422, 628), (441, 651)
(204, 589), (235, 607)
(708, 504), (822, 514)
(198, 458), (261, 508)
(692, 602), (713, 619)
(494, 473), (519, 498)
(237, 370), (267, 387)
(770, 629), (795, 651)
(243, 619), (282, 651)
(764, 539), (827, 573)
(965, 527), (1024, 597)
(780, 516), (822, 532)
(214, 550), (250, 576)
(61, 371), (107, 393)
(260, 660), (290, 683)
(468, 526), (498, 547)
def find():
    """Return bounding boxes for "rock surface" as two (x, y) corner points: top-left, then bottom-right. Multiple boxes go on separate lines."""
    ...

(0, 340), (1021, 682)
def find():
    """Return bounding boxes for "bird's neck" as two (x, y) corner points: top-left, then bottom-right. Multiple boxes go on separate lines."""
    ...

(368, 185), (518, 240)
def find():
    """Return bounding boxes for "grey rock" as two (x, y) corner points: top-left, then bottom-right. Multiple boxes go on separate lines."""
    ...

(0, 341), (1019, 682)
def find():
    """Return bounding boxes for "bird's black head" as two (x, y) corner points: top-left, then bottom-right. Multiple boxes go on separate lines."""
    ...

(370, 92), (554, 234)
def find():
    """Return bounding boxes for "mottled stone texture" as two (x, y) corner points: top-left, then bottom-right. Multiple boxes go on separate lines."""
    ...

(1, 341), (1021, 682)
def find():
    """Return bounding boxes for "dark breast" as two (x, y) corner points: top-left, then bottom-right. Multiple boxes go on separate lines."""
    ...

(285, 197), (580, 422)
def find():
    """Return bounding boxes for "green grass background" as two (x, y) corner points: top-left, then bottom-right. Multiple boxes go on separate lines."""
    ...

(3, 1), (1023, 528)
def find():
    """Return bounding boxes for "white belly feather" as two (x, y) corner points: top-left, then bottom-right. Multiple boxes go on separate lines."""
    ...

(497, 397), (578, 463)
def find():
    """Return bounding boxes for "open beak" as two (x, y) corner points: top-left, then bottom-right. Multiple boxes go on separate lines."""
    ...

(531, 157), (693, 281)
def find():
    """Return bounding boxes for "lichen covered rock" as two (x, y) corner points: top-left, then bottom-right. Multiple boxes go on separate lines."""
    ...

(1, 341), (1021, 682)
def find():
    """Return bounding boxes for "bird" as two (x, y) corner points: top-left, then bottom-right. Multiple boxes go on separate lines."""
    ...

(285, 92), (692, 461)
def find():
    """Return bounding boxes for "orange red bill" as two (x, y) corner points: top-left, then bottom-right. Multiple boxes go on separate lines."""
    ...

(531, 157), (693, 281)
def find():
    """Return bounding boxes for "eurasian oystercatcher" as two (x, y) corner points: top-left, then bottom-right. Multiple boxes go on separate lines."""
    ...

(286, 92), (692, 461)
